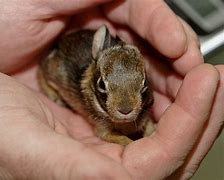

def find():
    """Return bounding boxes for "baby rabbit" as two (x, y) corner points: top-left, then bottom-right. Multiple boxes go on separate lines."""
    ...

(38, 26), (154, 145)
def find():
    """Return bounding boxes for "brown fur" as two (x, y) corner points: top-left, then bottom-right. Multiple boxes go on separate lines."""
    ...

(38, 26), (154, 145)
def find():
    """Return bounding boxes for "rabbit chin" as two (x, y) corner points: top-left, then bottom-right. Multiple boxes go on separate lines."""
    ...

(110, 118), (135, 124)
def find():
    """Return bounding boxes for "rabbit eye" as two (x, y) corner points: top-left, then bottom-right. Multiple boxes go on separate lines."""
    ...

(97, 77), (107, 93)
(141, 80), (148, 93)
(141, 86), (148, 93)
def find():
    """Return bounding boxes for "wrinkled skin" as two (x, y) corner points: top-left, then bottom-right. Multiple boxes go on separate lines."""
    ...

(0, 0), (224, 179)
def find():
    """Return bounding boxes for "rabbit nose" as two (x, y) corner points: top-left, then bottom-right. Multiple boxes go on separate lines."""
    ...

(117, 106), (133, 115)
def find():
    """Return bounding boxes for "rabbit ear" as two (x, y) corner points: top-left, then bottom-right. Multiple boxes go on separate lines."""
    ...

(92, 25), (111, 59)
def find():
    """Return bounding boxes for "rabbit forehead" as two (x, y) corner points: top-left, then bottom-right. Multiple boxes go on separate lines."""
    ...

(97, 45), (144, 75)
(96, 45), (145, 91)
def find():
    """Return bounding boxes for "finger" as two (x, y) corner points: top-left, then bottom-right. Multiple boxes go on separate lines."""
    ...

(103, 0), (186, 58)
(122, 64), (219, 180)
(35, 0), (111, 16)
(103, 0), (203, 75)
(169, 65), (224, 179)
(172, 18), (204, 75)
(144, 54), (182, 99)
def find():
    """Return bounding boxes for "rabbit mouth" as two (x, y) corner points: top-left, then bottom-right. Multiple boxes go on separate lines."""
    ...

(110, 113), (138, 123)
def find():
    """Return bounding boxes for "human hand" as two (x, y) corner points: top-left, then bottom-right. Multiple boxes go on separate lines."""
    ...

(0, 0), (111, 73)
(1, 0), (224, 179)
(102, 1), (224, 179)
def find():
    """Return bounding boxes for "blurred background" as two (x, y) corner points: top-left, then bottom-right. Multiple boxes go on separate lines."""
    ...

(165, 0), (224, 179)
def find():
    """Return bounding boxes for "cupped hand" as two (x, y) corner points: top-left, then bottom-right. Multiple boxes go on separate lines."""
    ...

(0, 0), (224, 179)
